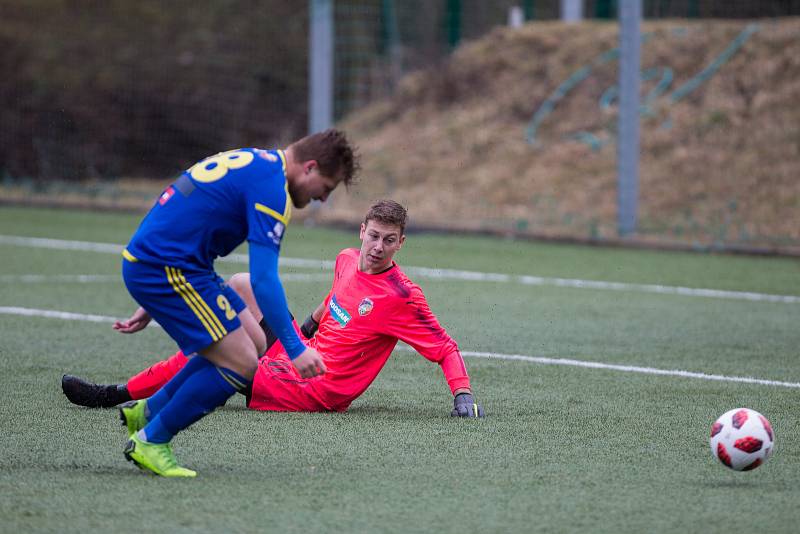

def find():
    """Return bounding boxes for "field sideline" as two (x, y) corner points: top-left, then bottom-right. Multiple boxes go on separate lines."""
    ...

(1, 206), (799, 532)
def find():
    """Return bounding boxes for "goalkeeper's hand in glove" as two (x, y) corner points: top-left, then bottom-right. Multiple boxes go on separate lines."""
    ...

(451, 392), (485, 418)
(300, 314), (319, 339)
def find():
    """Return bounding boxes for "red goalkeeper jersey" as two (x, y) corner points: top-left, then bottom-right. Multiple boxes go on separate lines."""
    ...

(250, 248), (471, 412)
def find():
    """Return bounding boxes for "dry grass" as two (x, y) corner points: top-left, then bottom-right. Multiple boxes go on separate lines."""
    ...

(326, 18), (800, 252)
(5, 19), (798, 253)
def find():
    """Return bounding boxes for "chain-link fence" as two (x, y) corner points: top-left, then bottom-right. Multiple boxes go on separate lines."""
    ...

(332, 0), (800, 118)
(0, 0), (309, 183)
(2, 1), (798, 252)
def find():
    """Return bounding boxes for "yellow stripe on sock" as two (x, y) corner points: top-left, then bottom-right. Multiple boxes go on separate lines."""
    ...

(173, 268), (227, 338)
(165, 266), (222, 341)
(216, 367), (246, 391)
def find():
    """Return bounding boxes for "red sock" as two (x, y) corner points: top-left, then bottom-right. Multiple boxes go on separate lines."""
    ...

(126, 350), (190, 399)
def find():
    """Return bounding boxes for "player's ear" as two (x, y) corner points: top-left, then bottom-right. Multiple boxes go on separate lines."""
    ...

(398, 234), (406, 249)
(304, 160), (317, 175)
(359, 223), (366, 240)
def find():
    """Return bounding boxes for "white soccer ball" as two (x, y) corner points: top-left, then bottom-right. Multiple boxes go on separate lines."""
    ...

(710, 408), (774, 471)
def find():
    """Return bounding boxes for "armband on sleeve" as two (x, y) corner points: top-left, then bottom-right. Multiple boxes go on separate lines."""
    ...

(300, 315), (319, 339)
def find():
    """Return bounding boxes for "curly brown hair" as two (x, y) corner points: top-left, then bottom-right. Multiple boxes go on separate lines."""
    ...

(290, 128), (360, 186)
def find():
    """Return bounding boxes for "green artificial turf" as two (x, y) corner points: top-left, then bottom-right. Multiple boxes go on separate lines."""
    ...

(1, 206), (799, 532)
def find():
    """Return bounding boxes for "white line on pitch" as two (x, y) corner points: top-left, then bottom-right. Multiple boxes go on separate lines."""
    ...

(3, 305), (799, 390)
(0, 272), (330, 283)
(0, 306), (162, 328)
(1, 234), (798, 303)
(462, 351), (800, 389)
(0, 306), (125, 324)
(0, 274), (119, 283)
(0, 235), (334, 269)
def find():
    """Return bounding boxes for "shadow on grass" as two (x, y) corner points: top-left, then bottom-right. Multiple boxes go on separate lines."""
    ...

(695, 478), (776, 490)
(697, 479), (761, 488)
(30, 462), (149, 478)
(346, 404), (442, 418)
(63, 404), (117, 411)
(222, 403), (444, 419)
(57, 395), (446, 419)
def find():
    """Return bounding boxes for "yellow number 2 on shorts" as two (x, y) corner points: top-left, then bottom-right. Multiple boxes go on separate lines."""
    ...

(216, 295), (237, 320)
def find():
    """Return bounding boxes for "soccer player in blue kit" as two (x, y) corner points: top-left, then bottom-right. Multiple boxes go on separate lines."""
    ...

(117, 129), (359, 477)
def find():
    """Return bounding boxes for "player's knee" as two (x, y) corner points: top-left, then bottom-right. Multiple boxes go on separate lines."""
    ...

(228, 273), (251, 295)
(238, 309), (267, 355)
(240, 357), (259, 379)
(223, 349), (259, 380)
(204, 328), (261, 379)
(253, 332), (267, 357)
(234, 337), (261, 379)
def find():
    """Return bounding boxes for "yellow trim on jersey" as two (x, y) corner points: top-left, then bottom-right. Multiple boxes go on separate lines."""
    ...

(276, 150), (293, 223)
(283, 181), (293, 224)
(254, 149), (292, 226)
(277, 149), (287, 174)
(122, 249), (138, 262)
(165, 266), (226, 341)
(255, 202), (290, 226)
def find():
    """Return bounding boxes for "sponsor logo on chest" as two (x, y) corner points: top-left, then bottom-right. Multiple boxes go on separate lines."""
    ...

(329, 294), (352, 327)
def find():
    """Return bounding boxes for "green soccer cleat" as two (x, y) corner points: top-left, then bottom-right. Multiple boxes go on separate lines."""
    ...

(119, 400), (147, 437)
(123, 435), (197, 478)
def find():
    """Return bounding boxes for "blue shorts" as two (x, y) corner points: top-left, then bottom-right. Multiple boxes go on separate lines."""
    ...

(122, 256), (247, 355)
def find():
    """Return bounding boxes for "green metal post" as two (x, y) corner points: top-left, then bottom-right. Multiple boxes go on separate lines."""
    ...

(688, 0), (699, 17)
(596, 0), (616, 19)
(445, 0), (461, 50)
(523, 0), (535, 20)
(381, 0), (402, 87)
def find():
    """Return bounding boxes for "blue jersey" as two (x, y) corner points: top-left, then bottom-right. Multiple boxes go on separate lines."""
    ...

(123, 148), (306, 359)
(126, 148), (292, 271)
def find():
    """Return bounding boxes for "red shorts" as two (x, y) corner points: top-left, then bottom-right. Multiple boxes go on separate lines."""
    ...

(246, 353), (334, 412)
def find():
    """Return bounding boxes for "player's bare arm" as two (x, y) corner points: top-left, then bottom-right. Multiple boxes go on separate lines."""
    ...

(300, 299), (327, 338)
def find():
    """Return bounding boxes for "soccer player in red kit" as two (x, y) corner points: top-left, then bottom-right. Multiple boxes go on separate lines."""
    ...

(63, 200), (485, 417)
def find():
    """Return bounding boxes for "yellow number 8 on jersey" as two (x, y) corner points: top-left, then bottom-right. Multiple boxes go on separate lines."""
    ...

(190, 150), (255, 183)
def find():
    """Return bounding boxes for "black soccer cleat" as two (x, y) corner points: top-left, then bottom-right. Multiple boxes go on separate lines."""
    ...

(61, 374), (132, 408)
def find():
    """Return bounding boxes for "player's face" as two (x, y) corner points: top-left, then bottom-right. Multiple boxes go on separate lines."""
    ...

(289, 161), (340, 208)
(358, 220), (405, 274)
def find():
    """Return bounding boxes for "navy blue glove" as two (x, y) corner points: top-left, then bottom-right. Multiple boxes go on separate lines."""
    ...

(451, 392), (485, 418)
